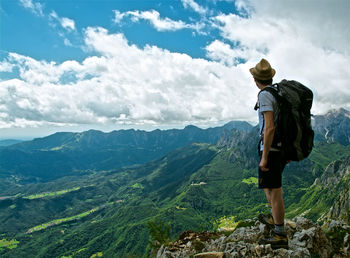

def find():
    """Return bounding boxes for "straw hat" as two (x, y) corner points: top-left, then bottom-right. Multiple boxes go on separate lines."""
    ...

(249, 58), (275, 80)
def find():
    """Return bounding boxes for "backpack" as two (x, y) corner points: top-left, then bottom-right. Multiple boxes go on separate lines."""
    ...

(260, 80), (314, 161)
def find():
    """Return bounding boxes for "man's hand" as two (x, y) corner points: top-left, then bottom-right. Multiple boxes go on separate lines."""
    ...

(259, 157), (269, 171)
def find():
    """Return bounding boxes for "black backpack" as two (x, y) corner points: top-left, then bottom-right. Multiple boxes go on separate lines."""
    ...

(260, 80), (314, 161)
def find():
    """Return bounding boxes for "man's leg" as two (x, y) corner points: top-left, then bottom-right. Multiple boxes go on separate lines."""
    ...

(258, 188), (274, 227)
(260, 187), (285, 230)
(258, 187), (288, 249)
(264, 188), (271, 207)
(269, 187), (284, 225)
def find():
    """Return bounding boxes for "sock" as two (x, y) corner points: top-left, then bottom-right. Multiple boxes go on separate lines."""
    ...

(274, 223), (286, 234)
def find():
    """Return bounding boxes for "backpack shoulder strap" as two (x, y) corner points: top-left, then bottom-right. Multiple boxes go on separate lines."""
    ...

(260, 85), (281, 102)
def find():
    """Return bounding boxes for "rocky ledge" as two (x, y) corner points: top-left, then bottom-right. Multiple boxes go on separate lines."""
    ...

(156, 217), (349, 258)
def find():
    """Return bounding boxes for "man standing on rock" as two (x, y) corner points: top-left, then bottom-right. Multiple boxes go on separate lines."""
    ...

(250, 58), (288, 249)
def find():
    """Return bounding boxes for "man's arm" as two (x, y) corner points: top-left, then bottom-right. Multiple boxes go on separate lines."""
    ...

(260, 111), (275, 171)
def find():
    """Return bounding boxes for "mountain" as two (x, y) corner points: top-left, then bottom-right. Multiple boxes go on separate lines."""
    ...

(313, 108), (350, 145)
(0, 139), (23, 147)
(1, 107), (348, 185)
(1, 131), (349, 257)
(1, 109), (349, 257)
(8, 121), (253, 153)
(0, 121), (252, 184)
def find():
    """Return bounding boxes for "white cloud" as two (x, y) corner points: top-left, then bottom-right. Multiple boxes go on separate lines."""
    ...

(19, 0), (43, 16)
(2, 1), (350, 132)
(50, 11), (76, 31)
(60, 17), (75, 31)
(113, 9), (204, 32)
(233, 0), (253, 16)
(0, 61), (14, 73)
(206, 40), (260, 66)
(113, 10), (126, 23)
(0, 27), (257, 130)
(181, 0), (208, 15)
(208, 0), (350, 115)
(248, 0), (350, 55)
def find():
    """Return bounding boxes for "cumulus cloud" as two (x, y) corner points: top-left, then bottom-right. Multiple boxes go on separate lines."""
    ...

(113, 9), (204, 32)
(50, 11), (76, 31)
(0, 27), (257, 129)
(181, 0), (208, 15)
(208, 0), (350, 115)
(248, 0), (350, 55)
(0, 61), (14, 73)
(206, 40), (261, 66)
(19, 0), (43, 16)
(2, 0), (349, 131)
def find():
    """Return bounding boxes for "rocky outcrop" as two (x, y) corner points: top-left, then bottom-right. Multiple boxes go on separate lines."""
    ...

(156, 217), (349, 258)
(328, 187), (350, 224)
(319, 156), (350, 187)
(317, 156), (350, 224)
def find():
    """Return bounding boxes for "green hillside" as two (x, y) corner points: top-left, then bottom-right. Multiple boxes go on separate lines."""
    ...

(1, 140), (349, 257)
(0, 122), (252, 185)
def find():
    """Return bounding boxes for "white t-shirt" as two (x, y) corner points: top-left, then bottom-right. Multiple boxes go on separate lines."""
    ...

(258, 86), (279, 151)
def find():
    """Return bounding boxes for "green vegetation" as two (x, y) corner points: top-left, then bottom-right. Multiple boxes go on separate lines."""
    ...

(23, 187), (82, 199)
(213, 215), (238, 231)
(26, 202), (117, 234)
(308, 142), (350, 167)
(131, 183), (144, 189)
(0, 239), (19, 251)
(326, 225), (350, 256)
(0, 141), (349, 257)
(147, 218), (171, 249)
(242, 177), (258, 185)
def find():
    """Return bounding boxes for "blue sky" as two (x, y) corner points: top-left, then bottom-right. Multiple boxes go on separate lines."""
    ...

(1, 0), (237, 63)
(0, 0), (349, 139)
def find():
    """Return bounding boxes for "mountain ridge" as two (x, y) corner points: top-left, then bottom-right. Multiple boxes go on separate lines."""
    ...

(0, 108), (349, 257)
(0, 121), (252, 184)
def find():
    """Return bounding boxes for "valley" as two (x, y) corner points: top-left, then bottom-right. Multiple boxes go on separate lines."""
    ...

(0, 109), (349, 257)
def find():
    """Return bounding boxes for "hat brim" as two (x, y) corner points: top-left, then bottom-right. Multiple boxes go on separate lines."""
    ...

(250, 67), (275, 80)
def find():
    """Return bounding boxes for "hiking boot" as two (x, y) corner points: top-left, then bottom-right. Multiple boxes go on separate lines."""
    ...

(258, 231), (288, 249)
(258, 213), (274, 229)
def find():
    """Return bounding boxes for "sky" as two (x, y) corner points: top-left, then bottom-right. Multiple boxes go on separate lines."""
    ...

(0, 0), (349, 139)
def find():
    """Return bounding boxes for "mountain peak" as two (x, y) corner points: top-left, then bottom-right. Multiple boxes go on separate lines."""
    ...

(325, 108), (350, 118)
(184, 125), (200, 130)
(313, 108), (350, 145)
(222, 121), (253, 132)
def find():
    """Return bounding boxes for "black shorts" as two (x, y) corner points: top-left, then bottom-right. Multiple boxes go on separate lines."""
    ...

(258, 151), (286, 189)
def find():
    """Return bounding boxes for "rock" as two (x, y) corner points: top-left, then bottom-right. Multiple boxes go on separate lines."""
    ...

(194, 252), (224, 258)
(226, 225), (263, 243)
(286, 220), (296, 229)
(156, 216), (348, 258)
(290, 224), (331, 257)
(156, 245), (165, 257)
(293, 216), (315, 231)
(323, 219), (350, 257)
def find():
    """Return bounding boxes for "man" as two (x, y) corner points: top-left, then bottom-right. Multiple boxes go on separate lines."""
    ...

(250, 58), (288, 249)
